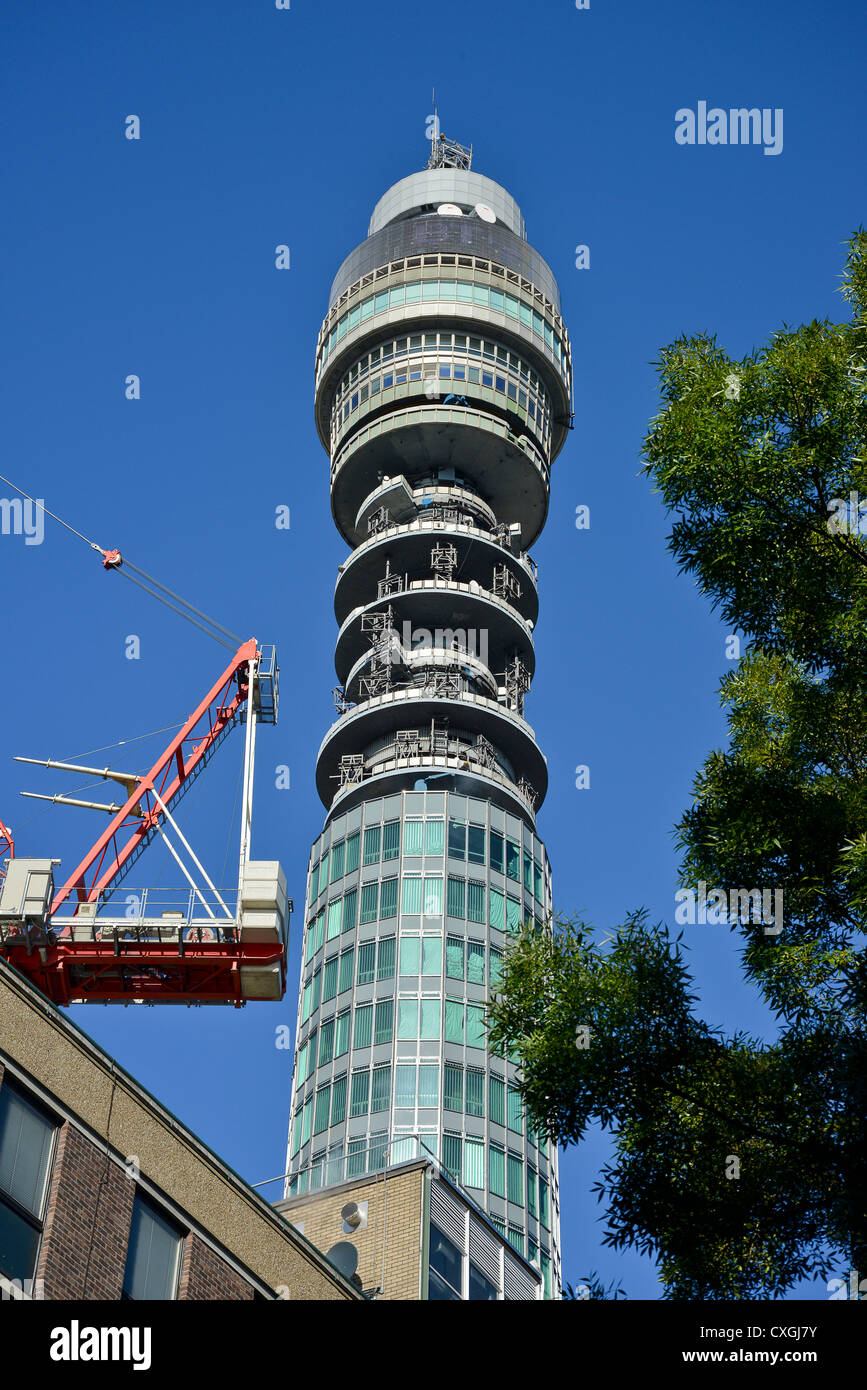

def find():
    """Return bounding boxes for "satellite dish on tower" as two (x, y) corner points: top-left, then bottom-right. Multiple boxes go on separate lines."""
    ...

(437, 203), (463, 217)
(474, 203), (496, 223)
(325, 1241), (359, 1280)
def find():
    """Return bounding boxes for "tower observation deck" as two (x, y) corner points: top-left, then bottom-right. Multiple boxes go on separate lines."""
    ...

(284, 136), (571, 1299)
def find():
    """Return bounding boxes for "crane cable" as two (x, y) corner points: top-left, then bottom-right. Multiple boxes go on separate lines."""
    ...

(0, 473), (241, 649)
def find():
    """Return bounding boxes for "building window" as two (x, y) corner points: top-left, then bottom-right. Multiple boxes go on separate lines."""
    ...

(377, 936), (396, 980)
(330, 1076), (347, 1127)
(314, 1085), (331, 1135)
(318, 1019), (335, 1065)
(399, 935), (420, 975)
(374, 999), (394, 1045)
(507, 1086), (524, 1134)
(505, 839), (520, 881)
(370, 1066), (391, 1114)
(403, 820), (424, 855)
(444, 1064), (463, 1112)
(508, 1225), (525, 1257)
(0, 1083), (56, 1285)
(369, 1132), (388, 1171)
(353, 1004), (373, 1050)
(322, 956), (338, 1002)
(445, 936), (464, 979)
(380, 878), (398, 918)
(467, 881), (485, 924)
(467, 941), (485, 984)
(122, 1193), (183, 1301)
(466, 1070), (485, 1118)
(342, 888), (357, 932)
(330, 840), (345, 883)
(360, 883), (378, 924)
(345, 831), (360, 874)
(463, 1139), (485, 1190)
(489, 945), (503, 987)
(469, 1261), (497, 1300)
(317, 852), (329, 896)
(398, 999), (418, 1039)
(447, 877), (465, 919)
(349, 1071), (370, 1119)
(448, 820), (466, 860)
(402, 875), (423, 914)
(421, 937), (441, 975)
(347, 1138), (366, 1178)
(429, 1223), (462, 1300)
(442, 1134), (462, 1184)
(467, 826), (486, 866)
(423, 877), (443, 916)
(420, 999), (440, 1039)
(444, 999), (464, 1044)
(395, 1065), (415, 1108)
(489, 1144), (506, 1198)
(335, 1011), (350, 1057)
(507, 1153), (524, 1206)
(357, 941), (376, 984)
(418, 1064), (439, 1108)
(425, 820), (445, 855)
(382, 820), (400, 861)
(489, 1076), (505, 1126)
(363, 826), (381, 866)
(489, 888), (504, 932)
(338, 949), (354, 994)
(466, 1005), (486, 1049)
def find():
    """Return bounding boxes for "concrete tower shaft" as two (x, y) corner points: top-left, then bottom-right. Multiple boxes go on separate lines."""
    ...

(286, 145), (571, 1300)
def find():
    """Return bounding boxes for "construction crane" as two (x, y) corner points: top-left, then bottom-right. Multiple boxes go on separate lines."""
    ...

(0, 490), (291, 1007)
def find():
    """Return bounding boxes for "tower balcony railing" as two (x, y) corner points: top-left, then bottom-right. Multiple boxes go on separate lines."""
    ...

(343, 645), (504, 707)
(337, 573), (537, 652)
(325, 730), (540, 817)
(334, 517), (538, 594)
(330, 403), (551, 493)
(353, 475), (500, 537)
(328, 366), (553, 461)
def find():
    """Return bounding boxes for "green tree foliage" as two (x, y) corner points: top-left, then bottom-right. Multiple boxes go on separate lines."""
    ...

(488, 232), (867, 1299)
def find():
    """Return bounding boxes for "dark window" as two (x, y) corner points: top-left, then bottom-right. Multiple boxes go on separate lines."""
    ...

(448, 820), (466, 859)
(122, 1193), (183, 1300)
(469, 1262), (497, 1300)
(0, 1084), (56, 1284)
(429, 1223), (462, 1299)
(467, 825), (486, 866)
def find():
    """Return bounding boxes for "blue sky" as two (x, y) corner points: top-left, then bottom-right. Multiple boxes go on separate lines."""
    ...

(2, 0), (864, 1299)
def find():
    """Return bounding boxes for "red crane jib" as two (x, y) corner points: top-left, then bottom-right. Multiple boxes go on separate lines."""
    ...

(50, 638), (258, 916)
(1, 638), (287, 1007)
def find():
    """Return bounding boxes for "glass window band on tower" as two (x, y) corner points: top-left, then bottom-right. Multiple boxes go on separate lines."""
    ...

(285, 152), (569, 1299)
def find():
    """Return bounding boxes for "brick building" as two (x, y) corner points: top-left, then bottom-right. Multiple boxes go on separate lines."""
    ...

(0, 958), (363, 1302)
(277, 1151), (543, 1300)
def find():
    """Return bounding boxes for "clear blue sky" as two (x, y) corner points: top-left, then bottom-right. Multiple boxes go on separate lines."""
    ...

(2, 0), (864, 1299)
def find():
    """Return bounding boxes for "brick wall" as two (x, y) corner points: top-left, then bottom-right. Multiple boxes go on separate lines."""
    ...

(37, 1122), (135, 1300)
(0, 965), (363, 1302)
(179, 1234), (255, 1300)
(280, 1164), (426, 1300)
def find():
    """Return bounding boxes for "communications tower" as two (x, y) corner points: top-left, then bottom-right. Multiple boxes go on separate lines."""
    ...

(284, 133), (572, 1299)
